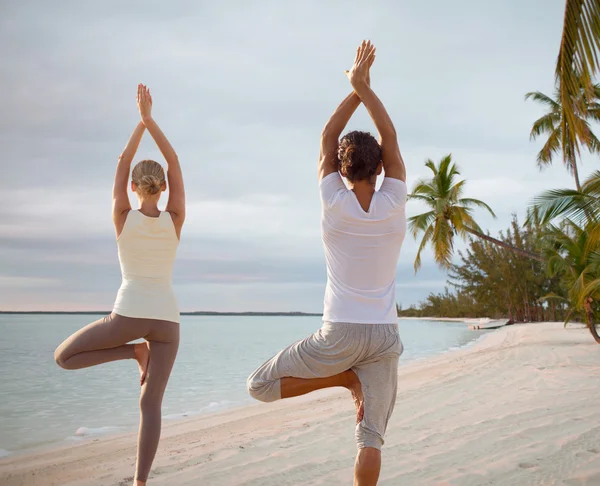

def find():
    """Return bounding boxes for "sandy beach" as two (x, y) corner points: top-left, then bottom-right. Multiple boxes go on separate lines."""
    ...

(2, 321), (600, 485)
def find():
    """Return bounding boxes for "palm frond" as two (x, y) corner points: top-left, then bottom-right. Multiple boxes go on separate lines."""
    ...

(424, 159), (437, 175)
(537, 127), (563, 168)
(452, 206), (484, 236)
(459, 198), (497, 218)
(447, 179), (467, 202)
(582, 278), (600, 300)
(411, 180), (438, 199)
(584, 123), (600, 153)
(408, 210), (436, 240)
(414, 224), (434, 273)
(582, 170), (600, 194)
(525, 91), (561, 110)
(530, 113), (559, 140)
(432, 216), (455, 269)
(563, 308), (576, 327)
(555, 0), (600, 160)
(530, 188), (599, 225)
(540, 292), (570, 303)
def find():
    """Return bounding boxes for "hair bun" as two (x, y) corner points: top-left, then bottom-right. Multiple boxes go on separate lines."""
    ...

(139, 175), (162, 195)
(337, 131), (382, 182)
(131, 159), (166, 197)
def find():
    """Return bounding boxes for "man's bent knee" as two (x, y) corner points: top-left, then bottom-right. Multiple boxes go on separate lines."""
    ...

(246, 375), (280, 403)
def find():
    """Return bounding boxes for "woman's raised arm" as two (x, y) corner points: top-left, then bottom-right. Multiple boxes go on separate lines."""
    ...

(137, 85), (185, 228)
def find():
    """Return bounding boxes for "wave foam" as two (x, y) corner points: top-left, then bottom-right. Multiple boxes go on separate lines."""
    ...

(164, 400), (235, 420)
(74, 426), (121, 437)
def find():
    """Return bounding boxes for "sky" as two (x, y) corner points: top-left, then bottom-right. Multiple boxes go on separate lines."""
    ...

(1, 0), (598, 312)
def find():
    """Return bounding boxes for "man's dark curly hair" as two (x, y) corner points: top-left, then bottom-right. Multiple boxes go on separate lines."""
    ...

(337, 130), (382, 182)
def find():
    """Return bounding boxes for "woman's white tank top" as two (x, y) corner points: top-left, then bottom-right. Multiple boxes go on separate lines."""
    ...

(113, 210), (180, 323)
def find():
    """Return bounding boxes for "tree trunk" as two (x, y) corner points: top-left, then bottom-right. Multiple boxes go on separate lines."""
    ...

(572, 159), (582, 191)
(464, 227), (545, 262)
(584, 297), (600, 344)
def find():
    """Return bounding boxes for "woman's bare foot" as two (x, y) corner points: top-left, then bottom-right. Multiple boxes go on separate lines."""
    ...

(343, 370), (364, 423)
(134, 342), (150, 386)
(135, 480), (146, 486)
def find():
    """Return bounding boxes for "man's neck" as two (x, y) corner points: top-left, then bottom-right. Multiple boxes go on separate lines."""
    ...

(349, 178), (377, 212)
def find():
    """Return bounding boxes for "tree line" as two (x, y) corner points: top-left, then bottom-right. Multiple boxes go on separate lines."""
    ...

(399, 0), (600, 342)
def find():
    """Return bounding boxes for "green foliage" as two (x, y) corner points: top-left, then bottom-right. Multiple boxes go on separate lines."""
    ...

(530, 170), (600, 226)
(525, 86), (600, 188)
(399, 216), (571, 322)
(555, 0), (600, 188)
(540, 220), (600, 328)
(529, 170), (600, 336)
(408, 155), (496, 272)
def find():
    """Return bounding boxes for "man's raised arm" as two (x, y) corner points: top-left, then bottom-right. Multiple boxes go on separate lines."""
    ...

(347, 40), (406, 182)
(318, 45), (375, 181)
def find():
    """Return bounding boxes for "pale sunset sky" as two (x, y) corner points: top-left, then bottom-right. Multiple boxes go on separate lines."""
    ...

(1, 0), (596, 312)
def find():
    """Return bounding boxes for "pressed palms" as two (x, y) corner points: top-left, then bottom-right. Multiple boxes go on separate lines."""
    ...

(525, 85), (600, 190)
(409, 154), (544, 272)
(554, 0), (600, 186)
(541, 220), (600, 343)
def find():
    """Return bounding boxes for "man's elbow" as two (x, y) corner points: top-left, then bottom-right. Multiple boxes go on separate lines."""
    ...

(321, 127), (340, 149)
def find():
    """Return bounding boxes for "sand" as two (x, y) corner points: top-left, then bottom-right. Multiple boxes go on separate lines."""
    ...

(2, 321), (600, 485)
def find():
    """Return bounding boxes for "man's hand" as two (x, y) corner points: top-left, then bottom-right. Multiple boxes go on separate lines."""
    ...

(345, 40), (376, 90)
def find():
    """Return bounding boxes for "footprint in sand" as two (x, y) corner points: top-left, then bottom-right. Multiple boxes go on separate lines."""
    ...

(518, 462), (538, 469)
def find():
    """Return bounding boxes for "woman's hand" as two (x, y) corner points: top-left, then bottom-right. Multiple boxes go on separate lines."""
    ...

(345, 40), (376, 90)
(137, 84), (153, 123)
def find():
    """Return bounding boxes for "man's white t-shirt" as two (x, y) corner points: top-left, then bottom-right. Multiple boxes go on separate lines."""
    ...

(320, 172), (407, 324)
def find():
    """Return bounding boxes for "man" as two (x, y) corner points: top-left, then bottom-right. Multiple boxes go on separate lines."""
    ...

(247, 40), (407, 486)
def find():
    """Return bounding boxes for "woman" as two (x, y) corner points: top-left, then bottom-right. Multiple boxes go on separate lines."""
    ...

(54, 84), (185, 486)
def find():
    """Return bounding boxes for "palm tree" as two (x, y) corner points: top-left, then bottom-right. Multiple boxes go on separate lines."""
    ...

(554, 0), (600, 188)
(541, 220), (600, 343)
(409, 155), (544, 272)
(525, 86), (600, 190)
(529, 170), (600, 226)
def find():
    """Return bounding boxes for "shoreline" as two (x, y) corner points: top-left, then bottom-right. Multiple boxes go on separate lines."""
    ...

(1, 314), (487, 319)
(4, 322), (600, 485)
(398, 316), (492, 323)
(0, 326), (502, 478)
(0, 321), (488, 459)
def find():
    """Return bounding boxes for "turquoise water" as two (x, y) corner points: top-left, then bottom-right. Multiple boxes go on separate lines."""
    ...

(0, 314), (486, 456)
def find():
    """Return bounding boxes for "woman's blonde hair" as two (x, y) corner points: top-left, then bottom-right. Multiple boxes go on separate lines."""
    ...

(131, 160), (166, 197)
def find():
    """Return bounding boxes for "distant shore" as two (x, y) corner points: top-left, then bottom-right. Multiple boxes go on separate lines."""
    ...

(398, 316), (488, 323)
(0, 311), (323, 316)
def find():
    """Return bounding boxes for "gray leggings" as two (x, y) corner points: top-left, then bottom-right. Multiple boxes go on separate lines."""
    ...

(54, 313), (180, 482)
(247, 322), (402, 449)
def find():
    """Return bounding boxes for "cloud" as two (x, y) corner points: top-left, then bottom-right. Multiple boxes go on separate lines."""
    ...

(1, 0), (591, 311)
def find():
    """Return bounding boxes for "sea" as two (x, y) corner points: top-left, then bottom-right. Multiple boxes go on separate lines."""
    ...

(0, 314), (488, 458)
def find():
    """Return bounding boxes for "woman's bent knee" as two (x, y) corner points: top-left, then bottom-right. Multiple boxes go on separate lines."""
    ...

(54, 344), (70, 369)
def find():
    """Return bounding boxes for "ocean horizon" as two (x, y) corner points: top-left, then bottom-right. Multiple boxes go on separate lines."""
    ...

(0, 313), (489, 458)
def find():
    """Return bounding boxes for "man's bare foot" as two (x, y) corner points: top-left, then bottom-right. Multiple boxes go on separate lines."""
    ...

(343, 370), (364, 423)
(134, 342), (150, 386)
